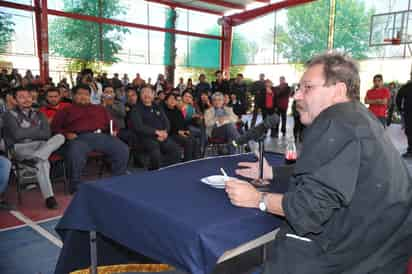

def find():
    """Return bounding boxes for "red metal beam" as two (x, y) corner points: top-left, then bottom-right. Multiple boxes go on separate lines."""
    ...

(220, 21), (232, 76)
(40, 0), (49, 83)
(254, 0), (271, 3)
(146, 0), (223, 16)
(47, 8), (222, 40)
(0, 0), (35, 11)
(34, 0), (49, 84)
(196, 0), (245, 10)
(226, 0), (317, 26)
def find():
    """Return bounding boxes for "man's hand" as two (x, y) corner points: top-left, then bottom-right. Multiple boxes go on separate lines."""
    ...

(178, 130), (186, 137)
(225, 179), (260, 208)
(235, 157), (273, 180)
(218, 116), (227, 125)
(160, 130), (168, 140)
(155, 130), (163, 141)
(65, 132), (77, 140)
(156, 130), (168, 141)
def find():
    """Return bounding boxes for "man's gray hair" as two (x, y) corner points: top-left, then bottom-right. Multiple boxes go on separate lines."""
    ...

(306, 51), (360, 100)
(212, 92), (224, 100)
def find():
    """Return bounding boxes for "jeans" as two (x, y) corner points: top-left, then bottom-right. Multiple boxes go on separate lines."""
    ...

(64, 133), (129, 192)
(0, 156), (11, 195)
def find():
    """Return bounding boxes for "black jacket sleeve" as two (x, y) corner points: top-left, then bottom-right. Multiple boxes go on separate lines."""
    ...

(396, 85), (407, 112)
(129, 107), (157, 138)
(282, 120), (361, 236)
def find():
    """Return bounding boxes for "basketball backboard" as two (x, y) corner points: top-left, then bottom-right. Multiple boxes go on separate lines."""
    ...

(370, 10), (412, 46)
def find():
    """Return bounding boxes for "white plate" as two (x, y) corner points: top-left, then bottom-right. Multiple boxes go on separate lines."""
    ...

(201, 175), (233, 189)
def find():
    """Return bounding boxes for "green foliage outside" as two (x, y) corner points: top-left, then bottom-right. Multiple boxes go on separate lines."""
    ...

(277, 0), (374, 63)
(49, 0), (129, 72)
(180, 25), (252, 81)
(0, 12), (15, 53)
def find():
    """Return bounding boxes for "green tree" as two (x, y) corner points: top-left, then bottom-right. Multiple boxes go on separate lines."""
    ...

(186, 24), (258, 68)
(49, 0), (129, 70)
(231, 32), (259, 65)
(277, 0), (373, 63)
(0, 12), (15, 53)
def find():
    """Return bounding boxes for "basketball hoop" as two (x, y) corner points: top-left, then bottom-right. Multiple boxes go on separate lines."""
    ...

(384, 38), (402, 45)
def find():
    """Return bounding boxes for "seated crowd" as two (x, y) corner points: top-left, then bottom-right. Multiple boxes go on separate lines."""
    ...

(0, 68), (293, 210)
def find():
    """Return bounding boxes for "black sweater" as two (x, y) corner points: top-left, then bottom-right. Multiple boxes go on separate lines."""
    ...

(163, 106), (187, 135)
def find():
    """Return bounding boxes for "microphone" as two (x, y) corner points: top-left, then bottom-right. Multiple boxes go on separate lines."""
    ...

(234, 114), (280, 145)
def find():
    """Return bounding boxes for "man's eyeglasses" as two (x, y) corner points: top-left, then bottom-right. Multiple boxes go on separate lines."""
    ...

(296, 83), (326, 94)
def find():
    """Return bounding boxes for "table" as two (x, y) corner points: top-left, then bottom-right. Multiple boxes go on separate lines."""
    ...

(55, 153), (289, 274)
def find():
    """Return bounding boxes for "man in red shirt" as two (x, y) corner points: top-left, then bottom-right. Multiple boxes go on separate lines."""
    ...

(39, 87), (71, 124)
(365, 74), (391, 127)
(51, 84), (129, 193)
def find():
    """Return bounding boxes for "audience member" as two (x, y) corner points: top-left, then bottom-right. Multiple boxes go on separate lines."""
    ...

(154, 74), (166, 94)
(29, 85), (42, 109)
(197, 91), (211, 114)
(129, 86), (180, 170)
(59, 85), (73, 104)
(204, 92), (240, 153)
(132, 73), (146, 90)
(387, 81), (398, 126)
(121, 73), (129, 86)
(274, 76), (291, 137)
(0, 154), (11, 210)
(81, 70), (102, 105)
(3, 87), (65, 209)
(229, 93), (247, 118)
(186, 78), (194, 93)
(51, 84), (129, 193)
(260, 80), (277, 137)
(39, 87), (71, 123)
(176, 77), (186, 95)
(230, 73), (247, 111)
(102, 85), (126, 129)
(163, 94), (200, 161)
(102, 85), (127, 142)
(194, 74), (211, 100)
(0, 92), (17, 114)
(112, 73), (123, 90)
(396, 72), (412, 157)
(364, 74), (390, 127)
(212, 70), (229, 94)
(250, 73), (266, 127)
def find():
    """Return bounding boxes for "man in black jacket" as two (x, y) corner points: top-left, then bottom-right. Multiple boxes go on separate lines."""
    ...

(396, 74), (412, 157)
(226, 52), (412, 274)
(129, 86), (180, 170)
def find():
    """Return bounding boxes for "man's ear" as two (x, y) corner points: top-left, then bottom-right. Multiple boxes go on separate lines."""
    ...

(334, 82), (349, 102)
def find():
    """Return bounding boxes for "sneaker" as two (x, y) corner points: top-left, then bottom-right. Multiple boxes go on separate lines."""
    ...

(20, 159), (38, 169)
(0, 200), (15, 211)
(45, 197), (58, 209)
(23, 183), (37, 191)
(402, 152), (412, 158)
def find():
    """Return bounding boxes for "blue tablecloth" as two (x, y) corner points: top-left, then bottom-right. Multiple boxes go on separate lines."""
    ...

(55, 153), (288, 274)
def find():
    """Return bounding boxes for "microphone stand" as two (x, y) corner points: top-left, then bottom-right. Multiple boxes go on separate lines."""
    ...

(250, 135), (270, 190)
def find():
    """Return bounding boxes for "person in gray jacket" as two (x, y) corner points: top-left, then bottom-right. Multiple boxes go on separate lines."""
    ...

(3, 87), (65, 209)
